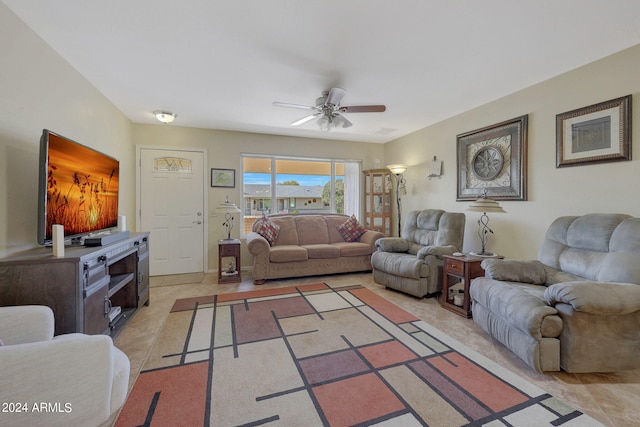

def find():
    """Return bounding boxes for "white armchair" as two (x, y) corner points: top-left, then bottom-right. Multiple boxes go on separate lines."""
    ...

(0, 305), (130, 427)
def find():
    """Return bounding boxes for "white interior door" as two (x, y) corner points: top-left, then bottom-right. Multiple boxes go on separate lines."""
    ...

(139, 148), (206, 276)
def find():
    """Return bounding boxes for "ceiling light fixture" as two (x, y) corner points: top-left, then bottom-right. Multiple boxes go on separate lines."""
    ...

(316, 115), (331, 131)
(153, 111), (176, 124)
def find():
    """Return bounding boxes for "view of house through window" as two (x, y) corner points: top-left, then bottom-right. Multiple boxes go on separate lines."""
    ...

(242, 156), (360, 235)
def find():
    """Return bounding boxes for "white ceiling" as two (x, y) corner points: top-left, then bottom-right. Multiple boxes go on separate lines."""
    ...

(4, 0), (640, 143)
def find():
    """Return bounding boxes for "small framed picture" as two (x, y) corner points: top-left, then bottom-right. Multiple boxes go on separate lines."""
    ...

(556, 95), (632, 167)
(211, 168), (235, 188)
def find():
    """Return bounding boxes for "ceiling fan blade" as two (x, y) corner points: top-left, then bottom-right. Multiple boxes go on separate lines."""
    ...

(273, 102), (316, 111)
(291, 113), (320, 126)
(325, 87), (347, 106)
(340, 105), (386, 113)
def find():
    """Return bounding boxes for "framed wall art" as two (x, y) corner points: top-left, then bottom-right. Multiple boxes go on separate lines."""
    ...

(211, 168), (235, 188)
(556, 95), (631, 167)
(456, 115), (528, 201)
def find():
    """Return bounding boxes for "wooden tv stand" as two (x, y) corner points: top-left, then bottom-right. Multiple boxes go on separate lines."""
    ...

(0, 232), (150, 337)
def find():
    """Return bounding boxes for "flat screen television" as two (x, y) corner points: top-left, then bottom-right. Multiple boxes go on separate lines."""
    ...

(37, 129), (120, 245)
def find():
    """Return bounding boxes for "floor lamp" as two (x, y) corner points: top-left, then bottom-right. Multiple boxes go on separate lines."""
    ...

(387, 164), (407, 237)
(467, 191), (505, 256)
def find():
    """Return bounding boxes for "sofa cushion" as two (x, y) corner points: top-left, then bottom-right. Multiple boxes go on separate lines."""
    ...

(324, 216), (350, 243)
(303, 244), (341, 259)
(332, 242), (372, 257)
(371, 252), (430, 279)
(543, 265), (584, 285)
(538, 214), (637, 282)
(481, 259), (547, 285)
(376, 237), (409, 253)
(403, 210), (441, 246)
(416, 245), (456, 258)
(337, 215), (367, 242)
(407, 242), (426, 255)
(544, 281), (640, 315)
(254, 215), (280, 246)
(471, 279), (561, 339)
(110, 346), (131, 415)
(269, 245), (308, 263)
(610, 218), (640, 252)
(296, 216), (329, 245)
(271, 217), (299, 246)
(566, 214), (630, 252)
(600, 219), (640, 284)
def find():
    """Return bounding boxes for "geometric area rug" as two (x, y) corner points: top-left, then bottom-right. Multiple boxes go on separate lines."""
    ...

(115, 283), (603, 427)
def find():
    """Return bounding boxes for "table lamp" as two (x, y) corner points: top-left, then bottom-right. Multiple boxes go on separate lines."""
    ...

(466, 191), (505, 256)
(215, 196), (241, 240)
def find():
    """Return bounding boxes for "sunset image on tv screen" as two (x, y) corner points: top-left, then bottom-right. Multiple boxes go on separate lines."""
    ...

(45, 133), (119, 240)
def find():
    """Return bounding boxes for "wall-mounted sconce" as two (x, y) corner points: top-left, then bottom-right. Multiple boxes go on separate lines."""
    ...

(428, 156), (442, 180)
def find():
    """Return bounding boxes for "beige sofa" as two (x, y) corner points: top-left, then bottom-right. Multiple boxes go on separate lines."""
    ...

(0, 305), (130, 427)
(247, 213), (384, 284)
(470, 214), (640, 373)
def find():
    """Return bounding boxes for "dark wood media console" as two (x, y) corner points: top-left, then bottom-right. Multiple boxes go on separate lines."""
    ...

(0, 232), (150, 337)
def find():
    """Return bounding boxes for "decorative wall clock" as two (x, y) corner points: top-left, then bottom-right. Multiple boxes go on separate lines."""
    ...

(456, 115), (528, 201)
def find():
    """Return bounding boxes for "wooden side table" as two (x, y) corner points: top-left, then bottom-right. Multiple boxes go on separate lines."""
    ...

(441, 254), (501, 318)
(218, 239), (241, 283)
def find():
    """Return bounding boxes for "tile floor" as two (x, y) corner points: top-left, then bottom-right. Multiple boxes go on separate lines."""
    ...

(113, 272), (640, 427)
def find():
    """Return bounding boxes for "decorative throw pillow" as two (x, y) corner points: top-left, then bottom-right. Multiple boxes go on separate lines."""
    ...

(255, 215), (280, 246)
(337, 215), (367, 242)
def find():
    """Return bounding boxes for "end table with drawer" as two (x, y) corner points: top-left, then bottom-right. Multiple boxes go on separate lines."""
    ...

(441, 254), (502, 318)
(218, 239), (241, 283)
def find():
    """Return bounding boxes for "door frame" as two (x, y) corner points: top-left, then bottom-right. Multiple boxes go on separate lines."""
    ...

(135, 145), (209, 273)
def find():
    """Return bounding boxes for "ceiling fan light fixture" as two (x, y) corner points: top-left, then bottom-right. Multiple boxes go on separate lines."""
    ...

(316, 115), (331, 131)
(333, 114), (352, 129)
(273, 88), (386, 131)
(153, 111), (176, 124)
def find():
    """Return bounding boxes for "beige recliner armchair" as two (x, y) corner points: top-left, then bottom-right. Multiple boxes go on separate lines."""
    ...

(0, 305), (130, 427)
(371, 209), (466, 297)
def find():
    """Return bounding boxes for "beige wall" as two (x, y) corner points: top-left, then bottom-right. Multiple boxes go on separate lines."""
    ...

(384, 44), (640, 260)
(132, 125), (384, 270)
(0, 4), (133, 258)
(3, 0), (639, 270)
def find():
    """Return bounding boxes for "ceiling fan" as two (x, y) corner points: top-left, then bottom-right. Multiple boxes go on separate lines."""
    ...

(273, 88), (386, 130)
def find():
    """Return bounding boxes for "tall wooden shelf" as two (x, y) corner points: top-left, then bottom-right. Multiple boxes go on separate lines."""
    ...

(363, 169), (393, 236)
